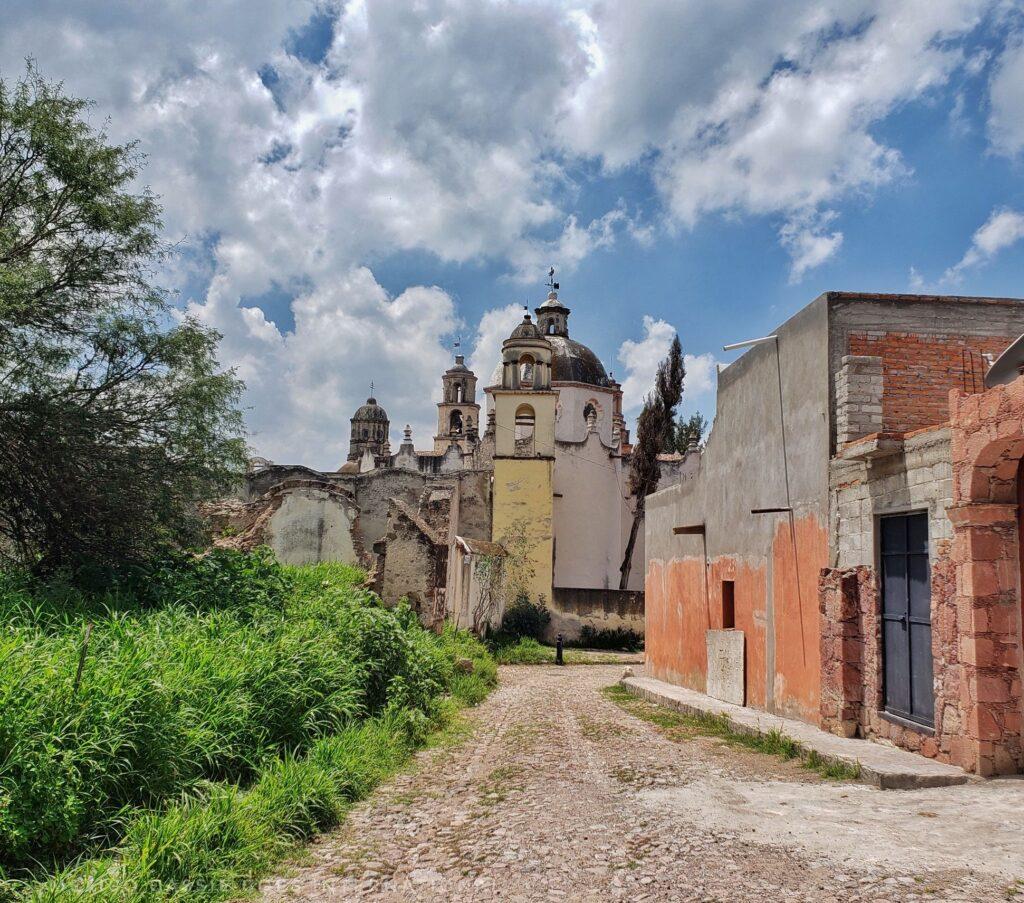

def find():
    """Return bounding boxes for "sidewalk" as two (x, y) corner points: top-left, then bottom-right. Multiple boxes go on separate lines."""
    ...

(620, 674), (971, 789)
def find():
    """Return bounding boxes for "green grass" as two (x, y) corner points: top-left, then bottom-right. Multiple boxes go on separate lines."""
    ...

(493, 636), (641, 665)
(602, 685), (862, 781)
(0, 552), (497, 900)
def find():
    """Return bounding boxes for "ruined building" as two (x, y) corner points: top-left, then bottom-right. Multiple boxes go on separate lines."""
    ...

(209, 281), (692, 639)
(645, 291), (1024, 775)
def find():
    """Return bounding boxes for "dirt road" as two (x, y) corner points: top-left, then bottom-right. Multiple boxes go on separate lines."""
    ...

(261, 665), (1024, 902)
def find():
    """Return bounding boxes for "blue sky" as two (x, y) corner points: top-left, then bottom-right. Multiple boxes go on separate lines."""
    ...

(1, 1), (1022, 468)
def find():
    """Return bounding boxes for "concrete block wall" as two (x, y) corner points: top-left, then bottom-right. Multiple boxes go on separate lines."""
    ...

(835, 355), (883, 445)
(831, 426), (953, 570)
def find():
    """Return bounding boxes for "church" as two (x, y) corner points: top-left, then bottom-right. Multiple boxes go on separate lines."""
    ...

(206, 279), (689, 639)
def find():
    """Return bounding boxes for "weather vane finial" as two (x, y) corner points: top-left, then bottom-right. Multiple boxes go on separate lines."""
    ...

(370, 380), (374, 397)
(546, 266), (559, 293)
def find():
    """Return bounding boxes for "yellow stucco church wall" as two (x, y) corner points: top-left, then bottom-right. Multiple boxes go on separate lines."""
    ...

(492, 456), (553, 606)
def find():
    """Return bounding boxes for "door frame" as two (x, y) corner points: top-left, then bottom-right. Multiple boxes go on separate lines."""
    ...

(876, 509), (935, 730)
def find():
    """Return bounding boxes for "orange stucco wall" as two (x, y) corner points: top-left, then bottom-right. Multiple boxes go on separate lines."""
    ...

(645, 513), (828, 724)
(770, 515), (827, 721)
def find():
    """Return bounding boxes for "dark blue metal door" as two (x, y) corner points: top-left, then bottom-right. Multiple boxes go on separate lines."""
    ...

(880, 512), (934, 727)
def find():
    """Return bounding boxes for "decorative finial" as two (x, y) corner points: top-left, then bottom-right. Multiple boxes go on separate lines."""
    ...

(370, 380), (374, 395)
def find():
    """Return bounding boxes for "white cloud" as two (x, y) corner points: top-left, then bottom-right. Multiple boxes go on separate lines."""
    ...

(988, 32), (1024, 156)
(565, 0), (990, 254)
(944, 207), (1024, 282)
(779, 211), (844, 282)
(617, 317), (718, 416)
(187, 267), (457, 469)
(0, 0), (1009, 462)
(468, 303), (526, 389)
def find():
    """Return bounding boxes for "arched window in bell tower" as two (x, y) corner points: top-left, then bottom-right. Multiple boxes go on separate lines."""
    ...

(449, 409), (463, 434)
(519, 354), (535, 387)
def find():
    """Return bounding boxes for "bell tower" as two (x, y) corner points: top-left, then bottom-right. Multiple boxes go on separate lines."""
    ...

(534, 267), (571, 338)
(433, 354), (480, 454)
(488, 311), (557, 609)
(348, 388), (390, 463)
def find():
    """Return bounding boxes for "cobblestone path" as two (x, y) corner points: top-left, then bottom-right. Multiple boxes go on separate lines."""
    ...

(260, 665), (1024, 902)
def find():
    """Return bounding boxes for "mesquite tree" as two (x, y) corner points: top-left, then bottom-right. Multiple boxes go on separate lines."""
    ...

(619, 334), (684, 589)
(0, 66), (246, 578)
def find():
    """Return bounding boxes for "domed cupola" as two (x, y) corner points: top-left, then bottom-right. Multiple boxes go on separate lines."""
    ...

(500, 313), (552, 390)
(348, 390), (390, 463)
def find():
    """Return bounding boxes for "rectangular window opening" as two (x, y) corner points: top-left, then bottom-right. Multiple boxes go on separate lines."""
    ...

(721, 580), (735, 629)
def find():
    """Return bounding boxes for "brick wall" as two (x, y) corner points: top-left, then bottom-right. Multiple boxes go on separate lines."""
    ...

(847, 332), (1014, 434)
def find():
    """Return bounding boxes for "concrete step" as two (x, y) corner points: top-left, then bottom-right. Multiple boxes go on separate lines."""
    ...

(620, 675), (971, 790)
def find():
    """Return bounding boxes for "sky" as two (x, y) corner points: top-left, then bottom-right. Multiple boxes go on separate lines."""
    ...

(2, 0), (1023, 470)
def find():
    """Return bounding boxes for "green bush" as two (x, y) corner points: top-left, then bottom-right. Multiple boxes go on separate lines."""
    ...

(575, 625), (644, 652)
(0, 551), (494, 885)
(491, 595), (551, 646)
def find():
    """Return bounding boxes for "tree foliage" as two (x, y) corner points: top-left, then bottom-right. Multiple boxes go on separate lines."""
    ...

(619, 334), (685, 588)
(669, 411), (708, 454)
(0, 65), (246, 577)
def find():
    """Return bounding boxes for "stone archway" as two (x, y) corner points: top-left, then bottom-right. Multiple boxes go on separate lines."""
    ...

(948, 380), (1024, 775)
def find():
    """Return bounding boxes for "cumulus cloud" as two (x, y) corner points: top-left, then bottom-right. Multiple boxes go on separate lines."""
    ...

(468, 303), (526, 389)
(944, 207), (1024, 282)
(617, 317), (718, 416)
(988, 33), (1024, 156)
(187, 268), (458, 469)
(0, 0), (1010, 459)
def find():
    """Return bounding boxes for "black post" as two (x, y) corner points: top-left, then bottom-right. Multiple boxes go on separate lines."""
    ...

(555, 633), (564, 666)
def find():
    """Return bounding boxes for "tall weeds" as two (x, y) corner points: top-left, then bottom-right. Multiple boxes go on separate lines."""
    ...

(0, 551), (495, 895)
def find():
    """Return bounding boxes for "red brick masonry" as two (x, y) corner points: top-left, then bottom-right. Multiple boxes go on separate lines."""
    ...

(848, 332), (1016, 436)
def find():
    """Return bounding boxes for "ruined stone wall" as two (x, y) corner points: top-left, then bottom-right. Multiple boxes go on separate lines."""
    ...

(378, 517), (442, 624)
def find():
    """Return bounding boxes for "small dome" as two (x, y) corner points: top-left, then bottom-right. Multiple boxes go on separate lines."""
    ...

(446, 354), (470, 373)
(509, 314), (541, 340)
(352, 396), (389, 422)
(538, 290), (569, 310)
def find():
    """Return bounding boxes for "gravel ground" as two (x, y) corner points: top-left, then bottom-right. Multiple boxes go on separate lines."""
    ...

(259, 665), (1024, 902)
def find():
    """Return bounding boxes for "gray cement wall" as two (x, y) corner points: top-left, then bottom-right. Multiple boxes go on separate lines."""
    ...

(647, 294), (831, 566)
(830, 427), (953, 570)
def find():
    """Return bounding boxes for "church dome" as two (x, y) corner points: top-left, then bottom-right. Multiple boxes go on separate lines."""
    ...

(547, 335), (610, 386)
(352, 397), (389, 422)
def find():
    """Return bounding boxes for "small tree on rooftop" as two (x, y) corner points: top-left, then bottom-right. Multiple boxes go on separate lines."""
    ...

(0, 64), (247, 579)
(619, 334), (684, 589)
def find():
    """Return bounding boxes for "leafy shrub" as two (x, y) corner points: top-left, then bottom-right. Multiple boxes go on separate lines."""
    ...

(0, 552), (495, 879)
(575, 625), (644, 651)
(491, 594), (550, 646)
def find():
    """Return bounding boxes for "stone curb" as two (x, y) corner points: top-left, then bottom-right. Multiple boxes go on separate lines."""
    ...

(618, 675), (972, 790)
